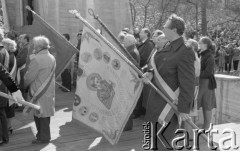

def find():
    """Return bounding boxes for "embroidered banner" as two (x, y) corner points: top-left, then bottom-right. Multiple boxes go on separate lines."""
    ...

(73, 25), (143, 145)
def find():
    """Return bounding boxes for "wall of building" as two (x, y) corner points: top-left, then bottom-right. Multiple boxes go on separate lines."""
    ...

(5, 0), (132, 46)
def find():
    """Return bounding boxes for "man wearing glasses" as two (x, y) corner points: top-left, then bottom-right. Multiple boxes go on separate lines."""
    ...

(143, 14), (196, 150)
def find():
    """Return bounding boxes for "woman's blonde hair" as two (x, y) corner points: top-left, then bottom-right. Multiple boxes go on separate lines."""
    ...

(2, 38), (17, 52)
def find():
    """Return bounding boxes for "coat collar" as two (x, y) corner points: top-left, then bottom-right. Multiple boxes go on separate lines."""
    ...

(138, 38), (151, 48)
(36, 49), (49, 56)
(169, 37), (185, 52)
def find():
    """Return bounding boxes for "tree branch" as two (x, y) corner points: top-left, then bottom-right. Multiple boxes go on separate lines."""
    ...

(173, 0), (180, 13)
(212, 14), (240, 27)
(129, 1), (137, 27)
(186, 0), (197, 6)
(142, 0), (151, 27)
(155, 0), (172, 29)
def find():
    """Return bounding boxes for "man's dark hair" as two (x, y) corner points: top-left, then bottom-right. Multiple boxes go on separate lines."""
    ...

(142, 28), (151, 38)
(167, 14), (186, 36)
(63, 33), (70, 41)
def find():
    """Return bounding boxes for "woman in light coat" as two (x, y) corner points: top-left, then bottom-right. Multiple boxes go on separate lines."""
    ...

(24, 35), (56, 144)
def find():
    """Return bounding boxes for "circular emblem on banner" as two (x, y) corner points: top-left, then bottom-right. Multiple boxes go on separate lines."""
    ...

(89, 112), (99, 122)
(86, 73), (102, 91)
(77, 67), (84, 77)
(81, 52), (92, 63)
(93, 48), (103, 61)
(103, 52), (111, 64)
(74, 94), (81, 106)
(79, 106), (89, 116)
(111, 59), (121, 70)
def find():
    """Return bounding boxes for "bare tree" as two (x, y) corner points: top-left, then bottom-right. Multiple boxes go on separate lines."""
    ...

(201, 0), (208, 35)
(143, 0), (151, 27)
(129, 0), (137, 27)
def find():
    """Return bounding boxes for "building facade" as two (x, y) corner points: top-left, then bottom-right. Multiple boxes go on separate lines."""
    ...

(5, 0), (132, 45)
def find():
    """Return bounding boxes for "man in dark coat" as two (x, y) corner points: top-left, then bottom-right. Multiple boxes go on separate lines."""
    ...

(133, 28), (154, 118)
(143, 14), (195, 150)
(0, 62), (24, 145)
(60, 34), (72, 92)
(16, 34), (30, 98)
(138, 28), (155, 68)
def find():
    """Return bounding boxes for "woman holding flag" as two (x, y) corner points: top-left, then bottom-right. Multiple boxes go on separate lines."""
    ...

(143, 14), (196, 150)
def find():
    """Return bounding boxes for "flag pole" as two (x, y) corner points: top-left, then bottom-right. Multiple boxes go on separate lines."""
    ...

(69, 10), (220, 148)
(87, 8), (140, 69)
(0, 92), (40, 110)
(56, 82), (70, 92)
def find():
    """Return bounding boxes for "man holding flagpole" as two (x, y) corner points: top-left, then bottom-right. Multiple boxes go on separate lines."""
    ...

(143, 14), (195, 150)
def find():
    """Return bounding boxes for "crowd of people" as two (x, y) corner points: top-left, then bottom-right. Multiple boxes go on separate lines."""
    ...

(119, 14), (217, 150)
(0, 28), (82, 145)
(188, 24), (240, 73)
(0, 13), (220, 150)
(211, 26), (240, 73)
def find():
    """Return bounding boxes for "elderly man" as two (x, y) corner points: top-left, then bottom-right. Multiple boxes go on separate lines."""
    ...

(133, 28), (154, 119)
(24, 35), (56, 144)
(142, 31), (169, 109)
(143, 14), (195, 150)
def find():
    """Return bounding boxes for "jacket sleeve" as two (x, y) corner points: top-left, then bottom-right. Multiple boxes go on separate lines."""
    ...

(177, 48), (195, 114)
(0, 63), (19, 93)
(200, 56), (215, 78)
(24, 57), (40, 88)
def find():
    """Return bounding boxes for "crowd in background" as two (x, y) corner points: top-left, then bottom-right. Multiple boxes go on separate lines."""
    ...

(187, 24), (240, 74)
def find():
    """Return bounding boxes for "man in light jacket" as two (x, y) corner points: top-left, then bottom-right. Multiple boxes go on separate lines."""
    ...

(24, 35), (56, 144)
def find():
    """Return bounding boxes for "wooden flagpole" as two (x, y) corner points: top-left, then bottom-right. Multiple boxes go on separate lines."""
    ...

(88, 9), (140, 68)
(0, 92), (40, 110)
(56, 82), (70, 92)
(69, 10), (220, 149)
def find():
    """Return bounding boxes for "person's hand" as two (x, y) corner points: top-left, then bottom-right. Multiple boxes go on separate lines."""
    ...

(12, 90), (24, 104)
(173, 99), (178, 105)
(178, 113), (191, 126)
(179, 113), (191, 121)
(142, 72), (153, 84)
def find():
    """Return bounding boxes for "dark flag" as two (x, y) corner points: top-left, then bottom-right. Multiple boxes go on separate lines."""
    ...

(24, 7), (79, 78)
